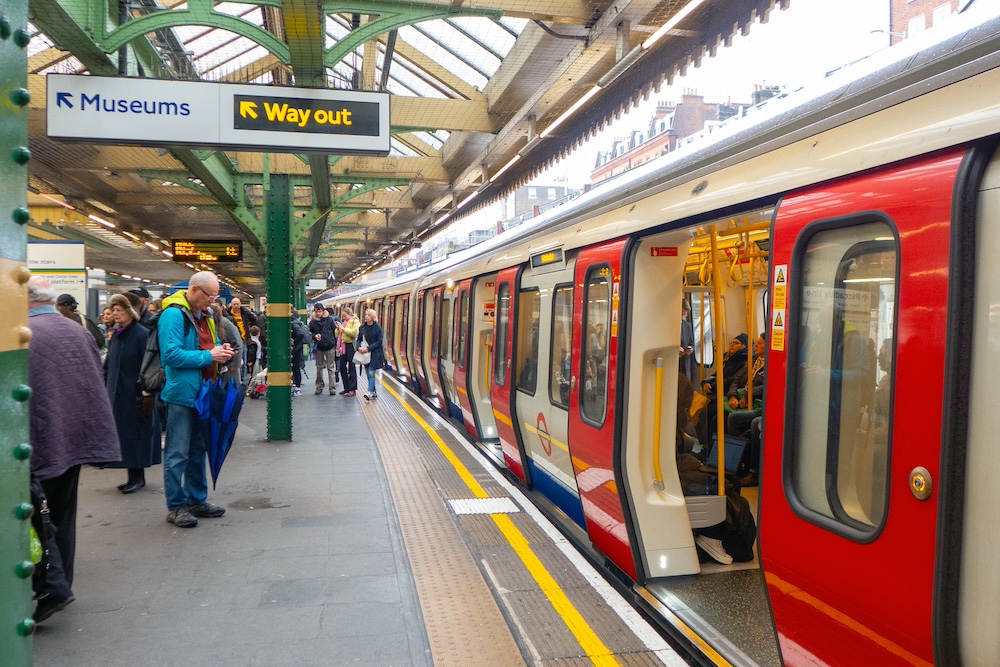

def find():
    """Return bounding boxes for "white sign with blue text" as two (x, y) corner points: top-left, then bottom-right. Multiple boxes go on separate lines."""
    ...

(46, 74), (390, 155)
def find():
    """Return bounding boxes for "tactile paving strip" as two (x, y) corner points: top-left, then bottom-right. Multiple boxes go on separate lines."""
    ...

(364, 392), (526, 667)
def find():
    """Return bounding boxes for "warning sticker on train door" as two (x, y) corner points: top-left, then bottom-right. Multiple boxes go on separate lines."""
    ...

(771, 264), (787, 351)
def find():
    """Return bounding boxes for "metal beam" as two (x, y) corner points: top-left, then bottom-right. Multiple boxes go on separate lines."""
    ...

(392, 97), (494, 133)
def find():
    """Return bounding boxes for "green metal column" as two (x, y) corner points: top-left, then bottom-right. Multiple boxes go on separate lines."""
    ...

(0, 0), (36, 660)
(295, 278), (306, 311)
(265, 173), (292, 440)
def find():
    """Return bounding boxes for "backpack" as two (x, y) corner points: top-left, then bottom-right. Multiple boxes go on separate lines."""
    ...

(291, 319), (310, 347)
(138, 304), (191, 394)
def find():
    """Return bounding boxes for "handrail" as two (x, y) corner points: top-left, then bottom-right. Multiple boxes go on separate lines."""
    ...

(652, 356), (665, 490)
(709, 225), (726, 493)
(484, 333), (493, 395)
(747, 251), (756, 399)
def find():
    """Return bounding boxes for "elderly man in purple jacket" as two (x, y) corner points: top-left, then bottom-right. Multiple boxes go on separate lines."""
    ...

(27, 276), (120, 623)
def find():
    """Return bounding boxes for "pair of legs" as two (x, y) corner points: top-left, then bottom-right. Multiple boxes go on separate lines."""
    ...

(291, 344), (303, 388)
(339, 343), (357, 393)
(163, 403), (209, 511)
(314, 347), (336, 393)
(365, 363), (379, 395)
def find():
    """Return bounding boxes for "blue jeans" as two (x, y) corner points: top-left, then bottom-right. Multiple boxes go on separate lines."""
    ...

(366, 364), (378, 393)
(164, 402), (208, 510)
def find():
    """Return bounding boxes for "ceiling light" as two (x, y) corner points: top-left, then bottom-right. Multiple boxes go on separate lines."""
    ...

(642, 0), (708, 50)
(457, 191), (478, 208)
(162, 250), (173, 258)
(89, 214), (116, 228)
(489, 155), (520, 183)
(122, 231), (139, 240)
(144, 242), (159, 250)
(39, 193), (75, 210)
(540, 86), (601, 139)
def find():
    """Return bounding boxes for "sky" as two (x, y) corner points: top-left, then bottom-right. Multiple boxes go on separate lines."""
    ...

(427, 0), (895, 246)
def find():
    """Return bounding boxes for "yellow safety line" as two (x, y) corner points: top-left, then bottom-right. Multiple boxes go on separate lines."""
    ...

(381, 377), (620, 667)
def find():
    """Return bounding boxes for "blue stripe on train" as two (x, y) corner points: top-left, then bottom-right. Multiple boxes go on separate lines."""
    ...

(525, 458), (586, 529)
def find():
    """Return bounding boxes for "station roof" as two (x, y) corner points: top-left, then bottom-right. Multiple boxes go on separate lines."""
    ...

(23, 0), (784, 296)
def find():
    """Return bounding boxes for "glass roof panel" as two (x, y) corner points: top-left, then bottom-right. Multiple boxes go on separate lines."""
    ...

(449, 17), (516, 57)
(380, 51), (446, 99)
(203, 44), (269, 80)
(418, 20), (501, 77)
(194, 35), (260, 76)
(391, 138), (420, 157)
(412, 131), (443, 150)
(398, 26), (488, 91)
(26, 25), (55, 57)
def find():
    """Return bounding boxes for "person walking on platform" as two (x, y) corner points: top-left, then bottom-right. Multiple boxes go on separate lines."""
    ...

(105, 293), (159, 494)
(358, 308), (385, 401)
(159, 271), (236, 529)
(337, 306), (361, 397)
(309, 303), (337, 394)
(26, 277), (121, 622)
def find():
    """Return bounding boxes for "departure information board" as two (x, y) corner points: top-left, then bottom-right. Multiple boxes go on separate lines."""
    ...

(172, 239), (243, 263)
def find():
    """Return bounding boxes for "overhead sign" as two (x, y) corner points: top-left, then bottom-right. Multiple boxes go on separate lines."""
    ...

(28, 242), (88, 311)
(172, 239), (243, 263)
(47, 74), (390, 155)
(306, 279), (328, 291)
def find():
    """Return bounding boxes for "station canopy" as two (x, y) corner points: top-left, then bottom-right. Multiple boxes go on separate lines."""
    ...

(23, 0), (784, 296)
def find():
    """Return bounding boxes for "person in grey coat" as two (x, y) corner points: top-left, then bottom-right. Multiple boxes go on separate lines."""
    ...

(27, 276), (120, 623)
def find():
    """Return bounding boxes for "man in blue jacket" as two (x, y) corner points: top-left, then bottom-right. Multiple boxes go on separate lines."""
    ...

(159, 271), (236, 528)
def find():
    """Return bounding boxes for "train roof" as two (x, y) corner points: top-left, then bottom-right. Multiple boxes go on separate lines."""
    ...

(339, 4), (1000, 301)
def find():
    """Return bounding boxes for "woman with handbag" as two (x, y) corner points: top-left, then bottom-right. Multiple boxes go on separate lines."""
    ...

(336, 307), (361, 396)
(356, 308), (385, 400)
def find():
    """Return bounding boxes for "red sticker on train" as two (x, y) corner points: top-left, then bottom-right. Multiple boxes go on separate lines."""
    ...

(650, 247), (678, 256)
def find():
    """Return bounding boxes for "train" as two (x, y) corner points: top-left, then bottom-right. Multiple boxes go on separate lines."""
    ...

(322, 7), (1000, 665)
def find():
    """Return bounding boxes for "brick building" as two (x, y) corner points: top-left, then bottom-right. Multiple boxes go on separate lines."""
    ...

(889, 0), (961, 45)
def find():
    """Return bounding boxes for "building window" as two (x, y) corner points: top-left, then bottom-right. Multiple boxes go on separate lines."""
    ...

(788, 220), (897, 537)
(908, 14), (926, 37)
(548, 188), (557, 200)
(527, 187), (537, 200)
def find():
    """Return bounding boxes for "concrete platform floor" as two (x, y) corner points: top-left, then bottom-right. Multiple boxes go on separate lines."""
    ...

(32, 391), (431, 667)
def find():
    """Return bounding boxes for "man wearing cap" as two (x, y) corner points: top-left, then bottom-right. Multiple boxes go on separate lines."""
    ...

(27, 277), (120, 622)
(309, 303), (338, 394)
(55, 293), (105, 351)
(158, 271), (236, 528)
(128, 287), (155, 329)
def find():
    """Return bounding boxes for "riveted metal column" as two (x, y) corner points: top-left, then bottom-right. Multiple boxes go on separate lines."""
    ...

(265, 174), (292, 441)
(0, 0), (35, 660)
(295, 278), (306, 311)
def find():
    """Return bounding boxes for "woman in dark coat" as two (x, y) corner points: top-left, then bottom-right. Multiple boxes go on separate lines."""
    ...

(105, 293), (159, 493)
(357, 308), (385, 401)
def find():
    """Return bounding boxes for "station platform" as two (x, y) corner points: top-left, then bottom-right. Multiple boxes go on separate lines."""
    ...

(31, 371), (684, 667)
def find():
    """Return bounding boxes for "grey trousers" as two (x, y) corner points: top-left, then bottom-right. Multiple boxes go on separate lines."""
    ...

(315, 348), (337, 391)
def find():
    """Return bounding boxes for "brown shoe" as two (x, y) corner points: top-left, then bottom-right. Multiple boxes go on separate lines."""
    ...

(343, 391), (355, 397)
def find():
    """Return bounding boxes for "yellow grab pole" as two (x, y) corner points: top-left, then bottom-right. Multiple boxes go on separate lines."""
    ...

(699, 291), (706, 385)
(709, 225), (727, 492)
(652, 357), (665, 490)
(747, 251), (755, 400)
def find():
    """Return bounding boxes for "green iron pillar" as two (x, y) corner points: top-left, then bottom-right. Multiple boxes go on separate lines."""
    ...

(265, 173), (292, 440)
(295, 278), (306, 312)
(0, 0), (36, 660)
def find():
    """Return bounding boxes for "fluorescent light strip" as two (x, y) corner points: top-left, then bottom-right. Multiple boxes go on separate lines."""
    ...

(40, 193), (75, 210)
(489, 155), (521, 183)
(122, 231), (139, 240)
(642, 0), (708, 50)
(539, 85), (601, 139)
(88, 214), (116, 228)
(457, 191), (478, 208)
(144, 242), (159, 250)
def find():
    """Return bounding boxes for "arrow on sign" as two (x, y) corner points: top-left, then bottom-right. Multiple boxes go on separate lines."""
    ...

(239, 101), (258, 119)
(56, 92), (73, 109)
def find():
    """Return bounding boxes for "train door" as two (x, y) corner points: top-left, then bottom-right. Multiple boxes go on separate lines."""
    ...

(762, 149), (966, 666)
(398, 294), (411, 382)
(413, 291), (430, 395)
(453, 279), (478, 437)
(567, 239), (634, 578)
(437, 285), (460, 419)
(424, 286), (445, 410)
(468, 274), (499, 442)
(515, 252), (585, 527)
(387, 295), (399, 374)
(490, 266), (529, 482)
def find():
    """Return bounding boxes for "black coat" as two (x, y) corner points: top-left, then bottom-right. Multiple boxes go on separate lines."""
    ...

(105, 322), (159, 469)
(358, 321), (385, 369)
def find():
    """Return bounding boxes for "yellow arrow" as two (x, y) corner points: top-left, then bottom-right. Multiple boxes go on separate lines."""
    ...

(239, 101), (258, 119)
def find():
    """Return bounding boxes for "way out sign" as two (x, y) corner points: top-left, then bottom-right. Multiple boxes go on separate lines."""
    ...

(46, 74), (390, 155)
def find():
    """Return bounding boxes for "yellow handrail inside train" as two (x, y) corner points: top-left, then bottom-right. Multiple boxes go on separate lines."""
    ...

(709, 225), (726, 491)
(652, 357), (665, 490)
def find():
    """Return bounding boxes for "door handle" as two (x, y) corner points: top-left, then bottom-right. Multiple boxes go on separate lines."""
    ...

(571, 376), (577, 389)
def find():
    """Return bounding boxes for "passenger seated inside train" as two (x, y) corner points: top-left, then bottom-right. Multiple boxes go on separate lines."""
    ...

(697, 333), (748, 446)
(726, 334), (767, 485)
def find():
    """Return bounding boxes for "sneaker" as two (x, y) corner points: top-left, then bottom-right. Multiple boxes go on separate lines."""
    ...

(292, 388), (302, 397)
(370, 392), (377, 399)
(696, 535), (733, 565)
(315, 387), (324, 395)
(166, 507), (198, 528)
(187, 502), (226, 518)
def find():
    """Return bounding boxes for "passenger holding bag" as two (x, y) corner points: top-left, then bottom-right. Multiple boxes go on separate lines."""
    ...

(336, 307), (361, 396)
(357, 308), (385, 400)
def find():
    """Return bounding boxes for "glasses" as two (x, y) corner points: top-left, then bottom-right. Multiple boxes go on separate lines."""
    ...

(194, 285), (219, 299)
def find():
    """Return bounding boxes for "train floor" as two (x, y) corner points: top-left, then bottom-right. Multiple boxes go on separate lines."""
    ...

(31, 370), (684, 667)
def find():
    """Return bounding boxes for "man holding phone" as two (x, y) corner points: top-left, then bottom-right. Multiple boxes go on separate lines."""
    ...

(158, 271), (236, 529)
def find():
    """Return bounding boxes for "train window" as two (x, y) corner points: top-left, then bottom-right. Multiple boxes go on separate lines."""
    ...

(458, 290), (469, 369)
(788, 221), (897, 537)
(581, 266), (611, 426)
(440, 295), (452, 361)
(689, 292), (715, 368)
(515, 289), (540, 394)
(550, 285), (573, 409)
(432, 292), (441, 357)
(495, 282), (511, 386)
(417, 293), (425, 349)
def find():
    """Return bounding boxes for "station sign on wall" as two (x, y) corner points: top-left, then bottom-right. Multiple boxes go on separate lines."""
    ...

(46, 74), (390, 155)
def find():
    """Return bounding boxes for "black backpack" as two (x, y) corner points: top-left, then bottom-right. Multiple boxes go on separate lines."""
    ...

(138, 304), (191, 394)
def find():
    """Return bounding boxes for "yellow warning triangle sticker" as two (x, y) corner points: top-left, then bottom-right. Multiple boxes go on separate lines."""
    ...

(776, 268), (785, 284)
(774, 312), (784, 327)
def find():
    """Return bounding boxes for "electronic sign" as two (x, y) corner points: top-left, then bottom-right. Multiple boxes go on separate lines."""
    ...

(172, 239), (243, 263)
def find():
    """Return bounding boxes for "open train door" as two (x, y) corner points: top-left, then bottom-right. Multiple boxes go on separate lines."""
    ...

(568, 239), (635, 579)
(452, 279), (477, 438)
(490, 266), (529, 483)
(762, 148), (969, 665)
